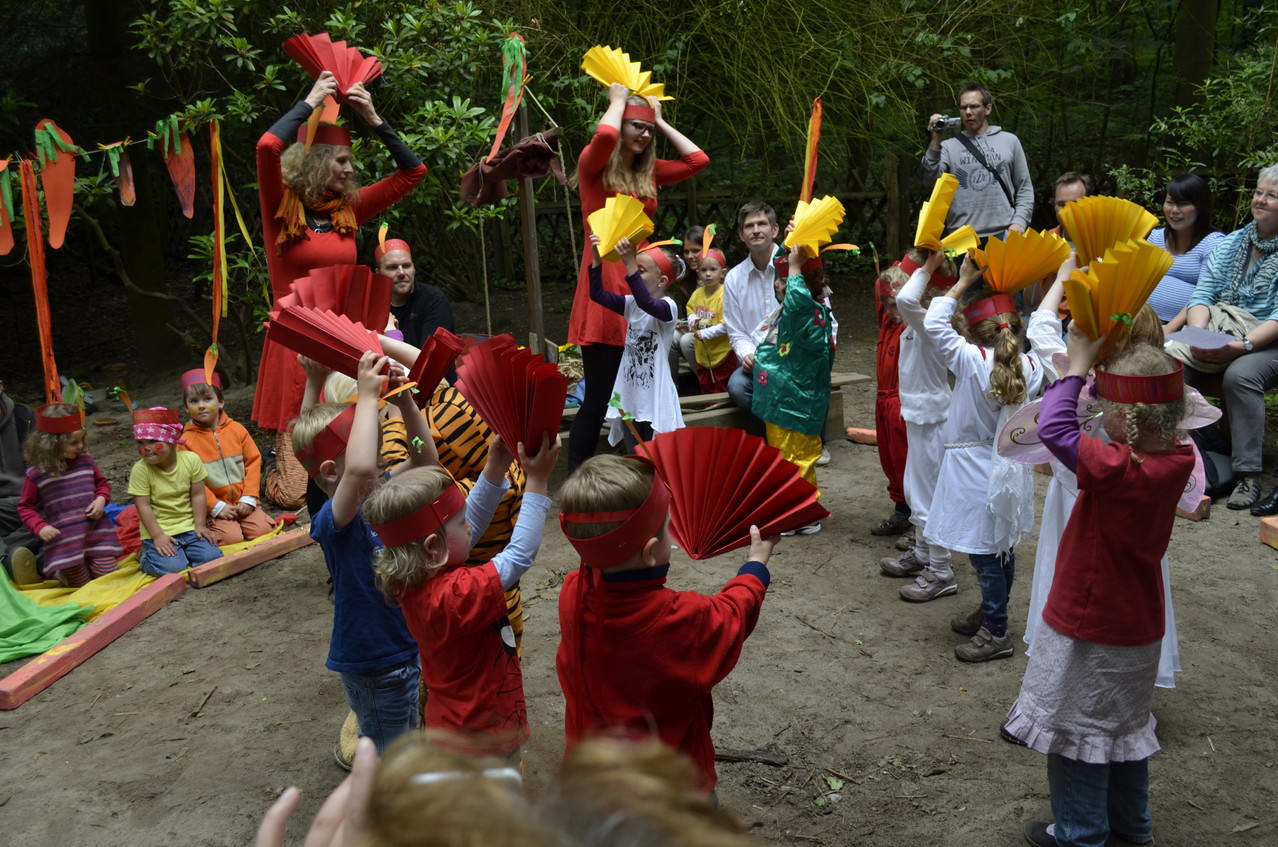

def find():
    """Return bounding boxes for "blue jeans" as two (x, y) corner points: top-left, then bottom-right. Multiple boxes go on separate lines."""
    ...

(969, 550), (1015, 631)
(138, 531), (222, 575)
(340, 658), (421, 754)
(1048, 753), (1152, 847)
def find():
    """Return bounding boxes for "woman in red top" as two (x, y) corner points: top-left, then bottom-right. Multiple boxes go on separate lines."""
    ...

(567, 83), (708, 471)
(252, 71), (426, 433)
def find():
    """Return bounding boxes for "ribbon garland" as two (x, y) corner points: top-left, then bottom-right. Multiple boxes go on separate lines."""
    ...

(207, 119), (228, 383)
(486, 32), (527, 161)
(19, 160), (60, 404)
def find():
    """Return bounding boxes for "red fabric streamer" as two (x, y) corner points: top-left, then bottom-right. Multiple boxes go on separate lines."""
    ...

(208, 120), (226, 378)
(19, 160), (60, 403)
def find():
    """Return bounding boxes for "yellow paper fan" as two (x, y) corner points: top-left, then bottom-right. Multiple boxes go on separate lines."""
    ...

(1057, 195), (1158, 267)
(913, 173), (979, 254)
(581, 45), (673, 101)
(588, 195), (655, 262)
(972, 228), (1071, 294)
(1063, 238), (1174, 342)
(784, 195), (846, 256)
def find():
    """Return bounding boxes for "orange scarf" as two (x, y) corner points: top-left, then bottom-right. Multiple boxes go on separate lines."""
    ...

(274, 187), (357, 254)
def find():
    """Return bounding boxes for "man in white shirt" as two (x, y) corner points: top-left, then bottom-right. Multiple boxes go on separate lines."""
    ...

(722, 201), (781, 419)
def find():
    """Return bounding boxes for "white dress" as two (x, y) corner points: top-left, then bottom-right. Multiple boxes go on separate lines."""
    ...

(1021, 310), (1182, 688)
(607, 295), (684, 445)
(896, 269), (950, 539)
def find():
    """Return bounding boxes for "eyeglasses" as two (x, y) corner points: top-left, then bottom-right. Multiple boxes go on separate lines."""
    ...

(1254, 189), (1278, 203)
(624, 120), (655, 136)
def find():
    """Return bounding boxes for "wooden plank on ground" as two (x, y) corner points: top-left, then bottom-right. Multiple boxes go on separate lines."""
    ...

(1260, 516), (1278, 550)
(0, 573), (187, 711)
(185, 527), (313, 588)
(1176, 495), (1211, 522)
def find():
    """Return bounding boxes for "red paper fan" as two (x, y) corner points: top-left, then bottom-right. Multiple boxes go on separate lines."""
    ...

(407, 326), (465, 406)
(265, 307), (383, 378)
(645, 427), (829, 560)
(455, 334), (568, 457)
(283, 32), (384, 102)
(277, 265), (392, 334)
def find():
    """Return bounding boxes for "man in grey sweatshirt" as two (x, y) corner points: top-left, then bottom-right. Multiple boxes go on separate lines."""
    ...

(921, 84), (1034, 239)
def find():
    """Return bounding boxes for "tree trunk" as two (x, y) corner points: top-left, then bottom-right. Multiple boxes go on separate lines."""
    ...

(84, 0), (180, 369)
(1173, 0), (1221, 108)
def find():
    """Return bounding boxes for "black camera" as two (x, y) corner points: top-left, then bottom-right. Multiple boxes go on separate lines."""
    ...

(929, 116), (961, 132)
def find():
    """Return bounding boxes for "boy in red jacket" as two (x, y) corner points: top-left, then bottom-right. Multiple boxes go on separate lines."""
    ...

(556, 454), (777, 796)
(178, 370), (275, 545)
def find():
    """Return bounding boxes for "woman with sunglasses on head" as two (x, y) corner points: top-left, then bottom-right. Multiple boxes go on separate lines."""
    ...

(567, 83), (708, 472)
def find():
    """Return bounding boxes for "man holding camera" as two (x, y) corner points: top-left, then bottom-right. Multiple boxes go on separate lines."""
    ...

(921, 85), (1034, 239)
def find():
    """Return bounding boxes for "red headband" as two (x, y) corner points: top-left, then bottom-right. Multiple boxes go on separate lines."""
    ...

(294, 405), (358, 476)
(699, 248), (727, 267)
(181, 369), (222, 390)
(641, 245), (676, 284)
(897, 254), (957, 289)
(800, 255), (823, 274)
(374, 238), (412, 262)
(297, 123), (352, 147)
(1095, 362), (1185, 405)
(963, 293), (1018, 327)
(36, 404), (82, 434)
(622, 103), (656, 123)
(370, 484), (467, 548)
(560, 464), (671, 568)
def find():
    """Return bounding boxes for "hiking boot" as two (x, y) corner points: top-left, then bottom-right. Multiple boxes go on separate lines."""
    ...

(870, 512), (911, 536)
(899, 570), (957, 602)
(879, 550), (925, 577)
(895, 529), (914, 551)
(10, 547), (40, 585)
(955, 626), (1014, 662)
(950, 607), (983, 636)
(1227, 474), (1261, 510)
(781, 522), (822, 537)
(335, 710), (358, 771)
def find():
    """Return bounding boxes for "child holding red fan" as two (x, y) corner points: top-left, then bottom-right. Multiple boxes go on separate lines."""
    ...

(17, 404), (122, 586)
(587, 234), (685, 450)
(362, 432), (559, 761)
(556, 453), (778, 796)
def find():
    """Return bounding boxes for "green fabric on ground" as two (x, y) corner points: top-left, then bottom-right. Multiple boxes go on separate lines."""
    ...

(0, 574), (92, 664)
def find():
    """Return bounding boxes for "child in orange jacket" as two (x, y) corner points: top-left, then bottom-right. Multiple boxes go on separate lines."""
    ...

(178, 369), (275, 545)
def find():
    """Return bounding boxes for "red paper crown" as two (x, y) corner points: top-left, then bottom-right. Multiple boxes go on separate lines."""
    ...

(374, 238), (412, 262)
(560, 461), (671, 568)
(963, 293), (1018, 326)
(294, 404), (358, 476)
(1095, 362), (1185, 405)
(35, 404), (82, 434)
(181, 368), (222, 390)
(370, 484), (466, 548)
(700, 248), (727, 267)
(897, 254), (957, 289)
(408, 327), (464, 407)
(622, 103), (656, 123)
(640, 244), (676, 283)
(133, 407), (180, 427)
(455, 334), (568, 456)
(800, 255), (823, 274)
(296, 123), (352, 147)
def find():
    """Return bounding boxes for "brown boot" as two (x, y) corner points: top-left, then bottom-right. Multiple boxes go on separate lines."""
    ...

(950, 607), (983, 637)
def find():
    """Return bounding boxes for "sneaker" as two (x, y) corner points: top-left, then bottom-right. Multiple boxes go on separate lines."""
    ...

(1024, 821), (1058, 847)
(999, 722), (1027, 746)
(781, 523), (822, 537)
(894, 528), (915, 551)
(334, 710), (358, 771)
(955, 626), (1014, 662)
(950, 607), (983, 637)
(10, 547), (40, 585)
(816, 444), (832, 466)
(1228, 474), (1261, 510)
(870, 512), (911, 537)
(899, 570), (957, 602)
(879, 551), (925, 577)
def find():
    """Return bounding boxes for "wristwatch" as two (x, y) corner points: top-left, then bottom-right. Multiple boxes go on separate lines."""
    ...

(1243, 338), (1255, 352)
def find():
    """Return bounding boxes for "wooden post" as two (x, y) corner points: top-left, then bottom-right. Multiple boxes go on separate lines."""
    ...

(516, 104), (547, 355)
(885, 152), (901, 258)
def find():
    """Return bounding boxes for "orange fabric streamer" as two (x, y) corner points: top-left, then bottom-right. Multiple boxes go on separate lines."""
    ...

(207, 120), (227, 380)
(19, 159), (60, 403)
(801, 98), (822, 204)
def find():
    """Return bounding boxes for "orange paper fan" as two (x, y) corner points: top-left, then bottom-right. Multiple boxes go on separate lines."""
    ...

(580, 45), (672, 101)
(1057, 195), (1158, 267)
(283, 32), (384, 102)
(972, 228), (1071, 294)
(644, 427), (830, 560)
(455, 334), (568, 458)
(407, 326), (465, 407)
(915, 173), (979, 254)
(278, 265), (392, 335)
(784, 195), (845, 257)
(1063, 238), (1173, 343)
(265, 307), (384, 378)
(588, 195), (655, 262)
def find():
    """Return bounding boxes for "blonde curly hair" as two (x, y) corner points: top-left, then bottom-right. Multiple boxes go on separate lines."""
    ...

(22, 404), (82, 476)
(278, 139), (360, 207)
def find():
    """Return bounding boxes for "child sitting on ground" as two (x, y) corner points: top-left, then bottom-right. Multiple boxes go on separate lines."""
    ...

(128, 407), (223, 576)
(17, 403), (122, 586)
(557, 454), (777, 796)
(685, 243), (738, 393)
(588, 234), (685, 450)
(294, 352), (438, 759)
(363, 432), (558, 761)
(177, 369), (275, 545)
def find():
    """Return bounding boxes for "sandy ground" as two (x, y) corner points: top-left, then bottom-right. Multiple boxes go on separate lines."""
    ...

(3, 284), (1278, 847)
